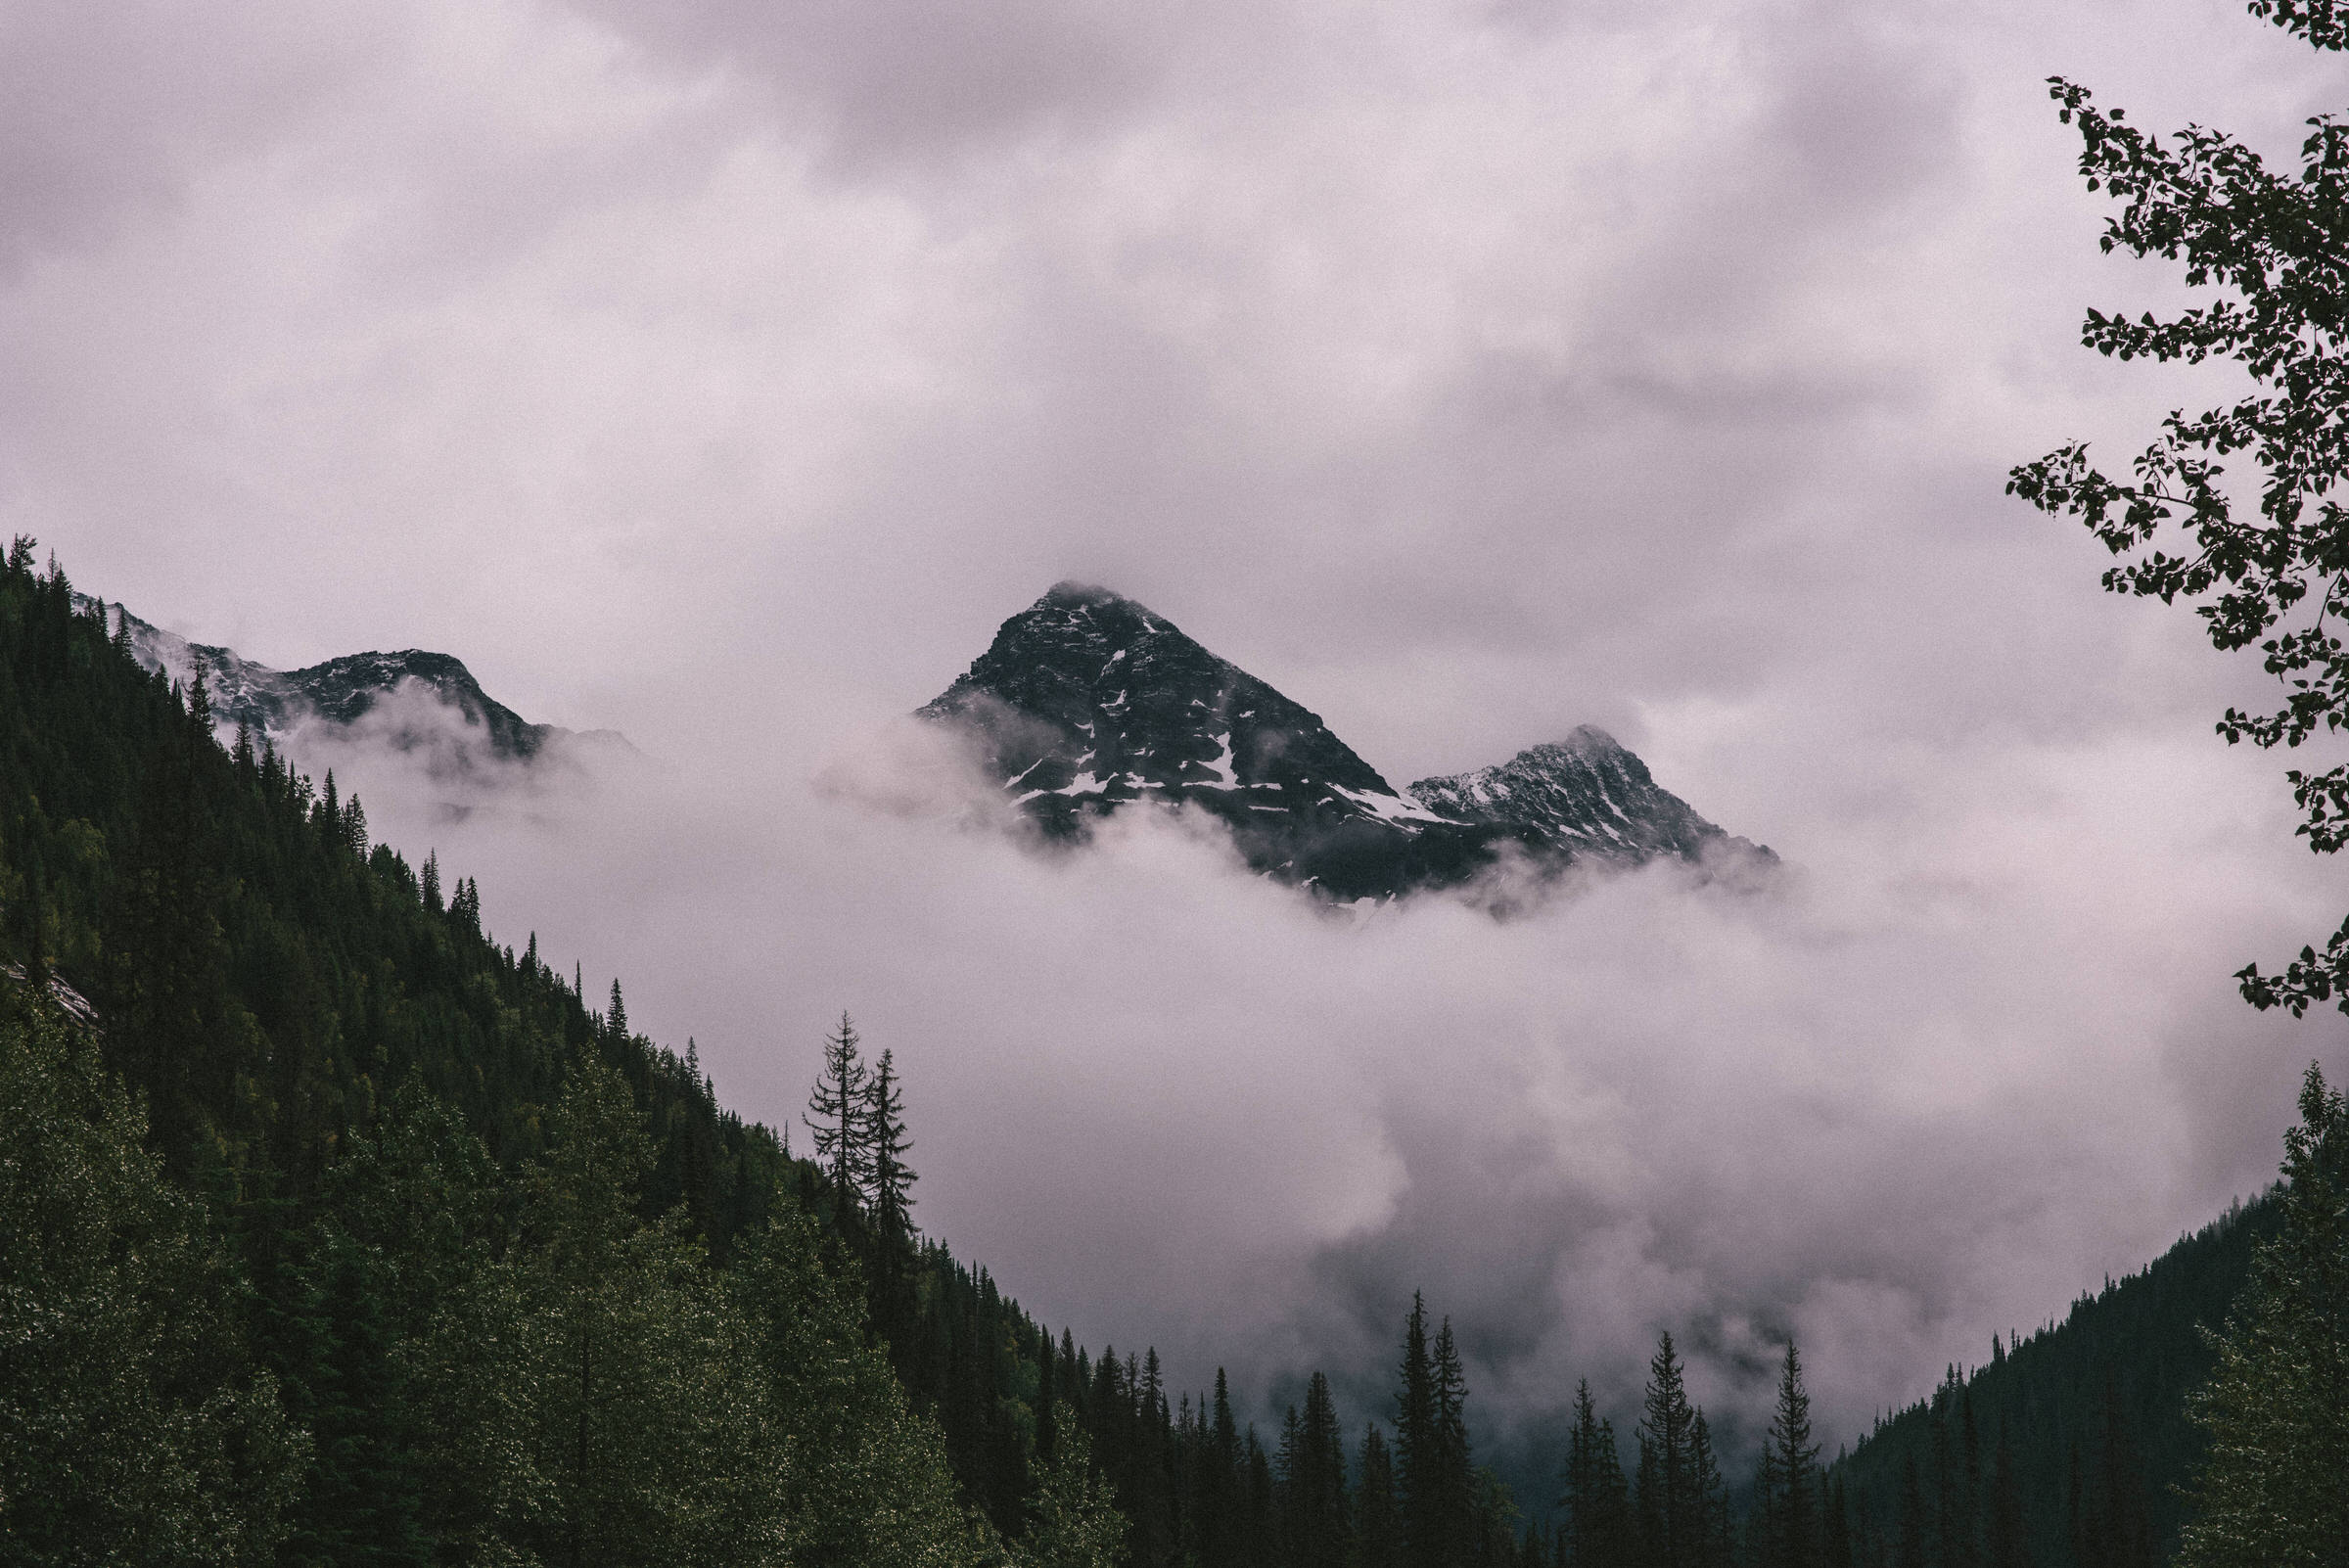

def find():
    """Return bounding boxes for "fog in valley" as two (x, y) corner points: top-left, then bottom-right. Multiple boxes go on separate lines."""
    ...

(14, 0), (2349, 1466)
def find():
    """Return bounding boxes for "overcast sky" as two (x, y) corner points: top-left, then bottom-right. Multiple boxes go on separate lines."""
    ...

(10, 0), (2348, 1470)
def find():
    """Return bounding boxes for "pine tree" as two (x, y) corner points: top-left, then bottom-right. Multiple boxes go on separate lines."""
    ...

(1396, 1293), (1443, 1568)
(1202, 1368), (1244, 1566)
(1023, 1405), (1128, 1568)
(1432, 1317), (1475, 1565)
(1687, 1411), (1728, 1568)
(1636, 1332), (1699, 1568)
(2177, 1061), (2349, 1567)
(859, 1048), (914, 1223)
(1559, 1380), (1630, 1568)
(803, 1012), (869, 1230)
(1280, 1370), (1350, 1568)
(1245, 1428), (1278, 1564)
(1759, 1343), (1820, 1568)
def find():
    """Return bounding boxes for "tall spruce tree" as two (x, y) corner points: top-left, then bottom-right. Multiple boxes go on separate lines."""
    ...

(861, 1047), (915, 1235)
(1636, 1332), (1699, 1568)
(804, 1012), (869, 1230)
(1431, 1317), (1475, 1565)
(1687, 1411), (1729, 1568)
(1396, 1293), (1443, 1568)
(1281, 1371), (1351, 1568)
(1202, 1368), (1244, 1566)
(1758, 1343), (1821, 1568)
(1560, 1379), (1631, 1568)
(2178, 1065), (2349, 1566)
(860, 1046), (918, 1353)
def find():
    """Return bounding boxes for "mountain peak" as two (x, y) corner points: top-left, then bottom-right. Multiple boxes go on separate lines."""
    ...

(1409, 737), (1772, 868)
(919, 583), (1491, 899)
(78, 594), (617, 767)
(915, 584), (1772, 900)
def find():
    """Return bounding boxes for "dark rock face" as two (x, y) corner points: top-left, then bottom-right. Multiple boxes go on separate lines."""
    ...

(282, 650), (551, 760)
(1409, 728), (1771, 869)
(918, 583), (1507, 899)
(919, 583), (1771, 900)
(82, 596), (620, 766)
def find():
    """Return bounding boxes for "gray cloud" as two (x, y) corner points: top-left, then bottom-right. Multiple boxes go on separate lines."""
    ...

(15, 0), (2349, 1474)
(289, 688), (2337, 1469)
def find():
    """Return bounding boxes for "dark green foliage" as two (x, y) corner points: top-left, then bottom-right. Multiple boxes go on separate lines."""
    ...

(1023, 1407), (1128, 1568)
(1752, 1345), (1820, 1568)
(1359, 1424), (1405, 1568)
(0, 548), (1016, 1562)
(805, 1012), (868, 1232)
(1280, 1373), (1351, 1568)
(1637, 1332), (1703, 1568)
(1986, 1421), (2028, 1568)
(2175, 1063), (2349, 1567)
(1400, 1294), (1475, 1567)
(1685, 1412), (1729, 1568)
(1432, 1320), (1478, 1562)
(0, 986), (305, 1563)
(1831, 1197), (2276, 1565)
(2005, 0), (2349, 1015)
(1559, 1380), (1631, 1568)
(862, 1045), (918, 1356)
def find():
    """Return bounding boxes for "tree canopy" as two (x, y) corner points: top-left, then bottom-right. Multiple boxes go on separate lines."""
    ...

(2007, 0), (2349, 1015)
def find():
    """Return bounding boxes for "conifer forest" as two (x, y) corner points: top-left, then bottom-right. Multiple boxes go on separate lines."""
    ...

(3, 518), (2344, 1563)
(11, 0), (2349, 1563)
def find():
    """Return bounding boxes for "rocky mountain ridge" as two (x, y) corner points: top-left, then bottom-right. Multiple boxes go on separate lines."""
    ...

(918, 582), (1771, 900)
(78, 595), (622, 767)
(1410, 727), (1758, 867)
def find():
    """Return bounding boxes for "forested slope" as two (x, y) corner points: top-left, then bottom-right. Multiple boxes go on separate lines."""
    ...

(9, 537), (2303, 1568)
(1826, 1198), (2276, 1566)
(0, 540), (1544, 1566)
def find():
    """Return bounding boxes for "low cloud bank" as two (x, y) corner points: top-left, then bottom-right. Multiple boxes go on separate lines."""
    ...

(288, 689), (2342, 1476)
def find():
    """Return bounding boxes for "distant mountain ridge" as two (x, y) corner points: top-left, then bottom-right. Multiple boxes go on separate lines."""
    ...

(77, 595), (623, 766)
(1410, 728), (1749, 867)
(918, 582), (1771, 901)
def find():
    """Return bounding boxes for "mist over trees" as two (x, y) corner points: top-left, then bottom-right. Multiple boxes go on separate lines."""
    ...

(14, 24), (2349, 1520)
(2005, 0), (2349, 1551)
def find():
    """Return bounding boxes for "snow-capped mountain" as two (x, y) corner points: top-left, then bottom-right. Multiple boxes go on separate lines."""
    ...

(80, 596), (623, 768)
(918, 583), (1770, 900)
(918, 582), (1509, 899)
(1410, 728), (1770, 869)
